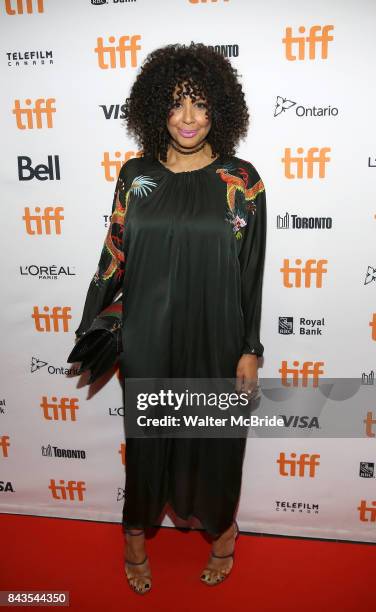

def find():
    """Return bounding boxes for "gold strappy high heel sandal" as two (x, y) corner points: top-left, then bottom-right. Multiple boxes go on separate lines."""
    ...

(200, 521), (239, 586)
(124, 529), (152, 595)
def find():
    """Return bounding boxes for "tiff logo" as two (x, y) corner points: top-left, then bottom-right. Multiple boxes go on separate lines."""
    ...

(5, 0), (44, 14)
(0, 435), (10, 458)
(48, 479), (85, 501)
(101, 151), (140, 181)
(282, 25), (334, 60)
(120, 442), (126, 466)
(370, 314), (376, 341)
(277, 452), (320, 477)
(358, 500), (376, 522)
(280, 259), (327, 288)
(282, 147), (331, 178)
(23, 207), (64, 234)
(94, 35), (141, 69)
(12, 98), (56, 129)
(40, 396), (79, 421)
(32, 306), (72, 332)
(279, 361), (325, 386)
(364, 411), (376, 437)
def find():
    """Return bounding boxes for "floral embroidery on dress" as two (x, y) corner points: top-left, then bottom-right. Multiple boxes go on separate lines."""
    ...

(93, 174), (157, 286)
(216, 163), (265, 239)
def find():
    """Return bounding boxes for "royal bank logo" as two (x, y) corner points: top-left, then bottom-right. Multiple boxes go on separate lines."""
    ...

(0, 399), (7, 415)
(6, 50), (53, 67)
(274, 96), (338, 118)
(207, 44), (239, 58)
(279, 316), (293, 334)
(275, 500), (319, 513)
(20, 265), (75, 280)
(277, 212), (333, 229)
(31, 356), (79, 376)
(364, 266), (376, 285)
(359, 462), (375, 478)
(278, 316), (325, 335)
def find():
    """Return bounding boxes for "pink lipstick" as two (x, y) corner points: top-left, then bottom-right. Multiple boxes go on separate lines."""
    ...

(178, 129), (198, 138)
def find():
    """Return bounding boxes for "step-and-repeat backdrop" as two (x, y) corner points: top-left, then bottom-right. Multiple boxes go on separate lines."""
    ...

(1, 0), (375, 543)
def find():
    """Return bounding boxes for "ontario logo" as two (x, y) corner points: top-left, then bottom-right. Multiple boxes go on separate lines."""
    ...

(274, 95), (338, 118)
(31, 356), (80, 376)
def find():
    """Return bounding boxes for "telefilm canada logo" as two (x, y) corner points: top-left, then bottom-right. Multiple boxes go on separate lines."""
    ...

(278, 316), (325, 336)
(6, 49), (53, 67)
(31, 357), (80, 376)
(275, 500), (319, 514)
(277, 212), (333, 230)
(274, 95), (338, 118)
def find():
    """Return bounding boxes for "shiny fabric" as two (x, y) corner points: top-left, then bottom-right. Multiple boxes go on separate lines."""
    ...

(75, 154), (267, 536)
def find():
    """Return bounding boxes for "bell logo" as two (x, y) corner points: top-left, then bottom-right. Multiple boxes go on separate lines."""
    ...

(49, 479), (86, 501)
(23, 207), (64, 235)
(94, 35), (141, 69)
(0, 435), (10, 458)
(280, 258), (328, 288)
(358, 500), (376, 522)
(101, 151), (142, 181)
(364, 411), (376, 437)
(120, 442), (126, 466)
(32, 306), (72, 332)
(369, 313), (376, 340)
(40, 396), (79, 421)
(282, 147), (331, 178)
(279, 361), (325, 386)
(283, 25), (334, 60)
(12, 98), (56, 129)
(277, 452), (320, 477)
(5, 0), (44, 14)
(18, 155), (60, 181)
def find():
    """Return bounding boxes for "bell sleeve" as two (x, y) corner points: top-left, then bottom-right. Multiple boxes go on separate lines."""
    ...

(74, 164), (128, 339)
(238, 176), (267, 358)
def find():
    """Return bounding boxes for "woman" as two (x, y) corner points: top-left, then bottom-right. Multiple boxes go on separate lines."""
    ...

(74, 42), (267, 594)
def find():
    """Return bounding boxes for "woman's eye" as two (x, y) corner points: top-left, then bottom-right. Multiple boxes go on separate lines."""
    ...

(196, 102), (207, 109)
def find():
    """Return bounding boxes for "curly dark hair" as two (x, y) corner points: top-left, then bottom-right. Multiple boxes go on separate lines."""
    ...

(122, 41), (250, 162)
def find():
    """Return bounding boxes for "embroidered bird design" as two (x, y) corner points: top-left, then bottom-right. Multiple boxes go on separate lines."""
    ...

(216, 165), (265, 213)
(102, 174), (157, 281)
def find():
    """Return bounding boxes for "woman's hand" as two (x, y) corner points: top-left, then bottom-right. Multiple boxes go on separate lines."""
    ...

(235, 354), (259, 395)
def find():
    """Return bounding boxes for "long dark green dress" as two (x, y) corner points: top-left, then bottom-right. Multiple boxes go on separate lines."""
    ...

(75, 154), (266, 536)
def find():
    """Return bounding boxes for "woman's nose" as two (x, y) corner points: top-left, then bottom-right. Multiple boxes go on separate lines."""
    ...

(182, 100), (194, 123)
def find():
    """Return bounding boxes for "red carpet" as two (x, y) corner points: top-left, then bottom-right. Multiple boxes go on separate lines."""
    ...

(0, 514), (373, 611)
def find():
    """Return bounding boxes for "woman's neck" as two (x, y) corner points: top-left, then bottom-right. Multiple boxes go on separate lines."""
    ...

(162, 141), (217, 172)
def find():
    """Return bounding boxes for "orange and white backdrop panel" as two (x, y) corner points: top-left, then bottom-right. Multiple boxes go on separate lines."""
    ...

(1, 0), (375, 542)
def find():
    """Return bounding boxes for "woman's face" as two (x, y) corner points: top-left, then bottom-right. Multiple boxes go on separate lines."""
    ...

(166, 82), (211, 149)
